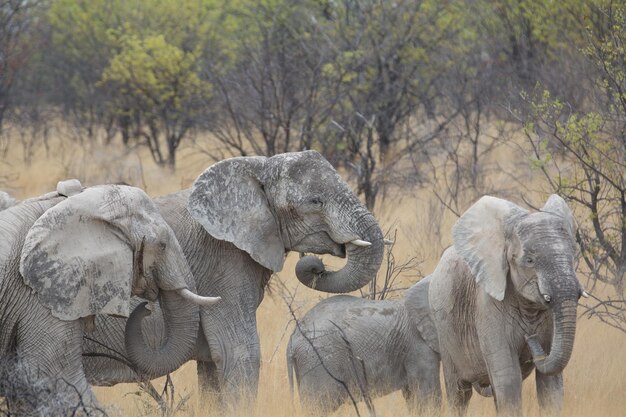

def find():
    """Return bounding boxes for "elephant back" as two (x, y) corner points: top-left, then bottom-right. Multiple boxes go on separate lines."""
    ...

(0, 191), (17, 211)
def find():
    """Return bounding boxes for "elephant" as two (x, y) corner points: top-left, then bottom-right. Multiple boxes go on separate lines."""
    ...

(81, 150), (385, 407)
(286, 275), (440, 415)
(0, 180), (219, 413)
(0, 190), (17, 211)
(429, 194), (585, 416)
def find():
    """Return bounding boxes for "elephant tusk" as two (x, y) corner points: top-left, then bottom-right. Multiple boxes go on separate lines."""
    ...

(383, 239), (394, 245)
(350, 239), (371, 247)
(582, 290), (589, 298)
(177, 288), (221, 306)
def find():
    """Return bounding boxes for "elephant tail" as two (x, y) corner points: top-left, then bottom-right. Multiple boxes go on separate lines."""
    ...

(286, 337), (296, 395)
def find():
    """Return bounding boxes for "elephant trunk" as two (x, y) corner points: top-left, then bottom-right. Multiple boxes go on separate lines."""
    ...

(295, 212), (383, 293)
(526, 298), (578, 376)
(124, 289), (199, 378)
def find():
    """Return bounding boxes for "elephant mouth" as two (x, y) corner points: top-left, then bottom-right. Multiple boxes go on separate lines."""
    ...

(291, 231), (346, 258)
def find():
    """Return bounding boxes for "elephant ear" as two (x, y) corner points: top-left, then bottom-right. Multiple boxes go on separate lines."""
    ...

(188, 156), (285, 272)
(20, 187), (136, 321)
(541, 194), (577, 240)
(404, 276), (439, 353)
(453, 196), (528, 301)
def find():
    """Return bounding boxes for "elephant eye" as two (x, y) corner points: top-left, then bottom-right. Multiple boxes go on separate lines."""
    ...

(525, 257), (535, 266)
(308, 197), (324, 207)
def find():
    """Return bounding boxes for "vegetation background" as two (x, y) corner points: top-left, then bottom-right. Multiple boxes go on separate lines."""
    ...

(1, 0), (625, 416)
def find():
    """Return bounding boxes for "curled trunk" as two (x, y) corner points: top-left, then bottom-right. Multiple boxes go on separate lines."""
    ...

(124, 290), (199, 378)
(295, 213), (383, 293)
(526, 299), (578, 376)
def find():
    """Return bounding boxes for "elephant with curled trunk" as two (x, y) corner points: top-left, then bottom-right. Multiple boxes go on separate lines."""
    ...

(0, 181), (218, 413)
(286, 276), (440, 415)
(430, 195), (584, 416)
(82, 150), (385, 407)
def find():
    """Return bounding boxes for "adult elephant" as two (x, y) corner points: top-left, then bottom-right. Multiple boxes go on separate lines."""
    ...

(83, 150), (385, 407)
(286, 276), (440, 415)
(0, 181), (218, 413)
(429, 195), (585, 416)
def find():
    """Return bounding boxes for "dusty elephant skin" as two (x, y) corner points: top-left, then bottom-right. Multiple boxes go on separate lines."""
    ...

(287, 276), (440, 415)
(0, 182), (217, 414)
(429, 195), (583, 416)
(82, 150), (385, 409)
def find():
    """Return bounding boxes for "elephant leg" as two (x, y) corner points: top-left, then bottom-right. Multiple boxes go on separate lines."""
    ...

(200, 310), (261, 410)
(476, 315), (523, 417)
(298, 368), (347, 417)
(441, 351), (472, 416)
(535, 371), (563, 414)
(221, 340), (260, 407)
(18, 313), (98, 411)
(197, 360), (220, 396)
(483, 348), (523, 417)
(404, 347), (441, 414)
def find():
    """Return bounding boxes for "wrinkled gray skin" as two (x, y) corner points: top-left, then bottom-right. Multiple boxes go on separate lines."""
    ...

(0, 183), (215, 411)
(82, 151), (385, 408)
(0, 191), (17, 211)
(287, 276), (440, 415)
(430, 195), (582, 416)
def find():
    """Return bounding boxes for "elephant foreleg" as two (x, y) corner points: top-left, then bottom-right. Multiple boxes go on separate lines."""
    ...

(18, 313), (98, 410)
(477, 315), (523, 417)
(441, 350), (472, 416)
(404, 346), (441, 413)
(197, 360), (220, 396)
(483, 348), (523, 417)
(535, 371), (563, 414)
(200, 310), (261, 410)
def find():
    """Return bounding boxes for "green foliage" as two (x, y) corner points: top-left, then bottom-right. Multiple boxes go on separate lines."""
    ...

(316, 0), (462, 156)
(102, 34), (211, 120)
(47, 0), (228, 165)
(472, 0), (590, 58)
(523, 3), (626, 300)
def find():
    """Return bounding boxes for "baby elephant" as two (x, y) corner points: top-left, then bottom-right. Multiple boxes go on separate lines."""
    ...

(287, 276), (440, 415)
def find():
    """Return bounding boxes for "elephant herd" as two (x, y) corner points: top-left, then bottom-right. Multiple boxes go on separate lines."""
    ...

(0, 150), (584, 416)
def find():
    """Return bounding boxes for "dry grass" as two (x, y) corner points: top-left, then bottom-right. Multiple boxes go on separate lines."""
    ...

(2, 131), (624, 417)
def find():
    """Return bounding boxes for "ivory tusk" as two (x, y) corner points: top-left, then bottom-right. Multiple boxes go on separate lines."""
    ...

(383, 239), (394, 245)
(350, 239), (371, 247)
(177, 288), (221, 306)
(582, 290), (589, 298)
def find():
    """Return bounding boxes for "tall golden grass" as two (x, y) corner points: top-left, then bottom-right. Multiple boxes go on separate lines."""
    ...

(2, 131), (624, 417)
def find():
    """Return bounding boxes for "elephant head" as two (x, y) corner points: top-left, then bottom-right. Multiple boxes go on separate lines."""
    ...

(452, 195), (581, 376)
(19, 184), (219, 377)
(188, 150), (384, 293)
